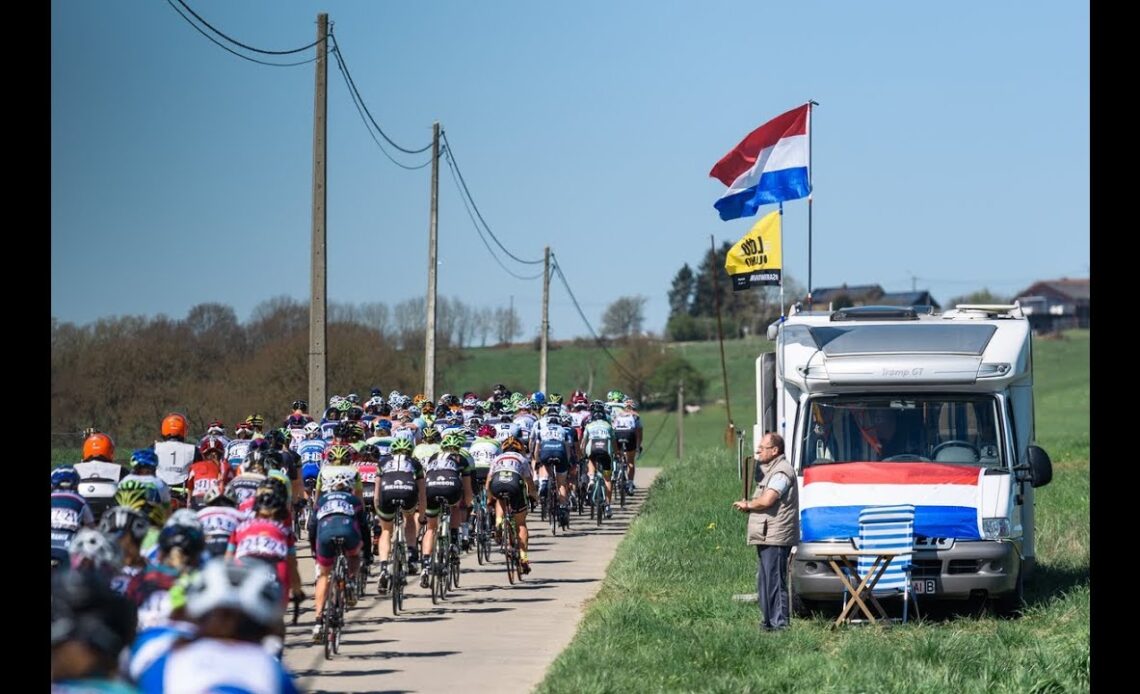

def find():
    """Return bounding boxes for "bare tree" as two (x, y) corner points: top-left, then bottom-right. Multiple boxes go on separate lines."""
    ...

(494, 306), (522, 345)
(357, 302), (390, 337)
(601, 295), (648, 339)
(394, 297), (426, 350)
(476, 307), (493, 347)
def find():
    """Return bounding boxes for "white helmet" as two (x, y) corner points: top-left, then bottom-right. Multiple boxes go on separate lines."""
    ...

(185, 558), (282, 626)
(329, 469), (356, 491)
(68, 528), (122, 573)
(303, 421), (321, 438)
(165, 508), (202, 531)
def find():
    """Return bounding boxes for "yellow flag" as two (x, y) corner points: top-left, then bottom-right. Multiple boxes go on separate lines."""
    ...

(724, 210), (782, 290)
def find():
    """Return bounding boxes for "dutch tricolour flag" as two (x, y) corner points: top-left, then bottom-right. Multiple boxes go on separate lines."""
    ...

(709, 103), (811, 221)
(799, 462), (985, 542)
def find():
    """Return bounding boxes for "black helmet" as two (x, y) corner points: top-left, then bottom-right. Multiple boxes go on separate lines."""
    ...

(51, 570), (137, 657)
(253, 481), (287, 514)
(292, 399), (308, 412)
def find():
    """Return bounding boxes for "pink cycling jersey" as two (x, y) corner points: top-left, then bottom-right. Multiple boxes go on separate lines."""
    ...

(227, 517), (295, 604)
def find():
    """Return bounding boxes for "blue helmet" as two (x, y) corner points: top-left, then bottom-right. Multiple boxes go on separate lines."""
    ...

(52, 465), (81, 490)
(130, 448), (159, 470)
(532, 391), (546, 406)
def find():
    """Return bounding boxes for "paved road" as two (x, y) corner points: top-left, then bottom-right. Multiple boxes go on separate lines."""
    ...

(283, 468), (660, 694)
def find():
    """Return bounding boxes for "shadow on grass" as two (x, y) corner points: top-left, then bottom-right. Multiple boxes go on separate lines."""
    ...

(1027, 562), (1089, 607)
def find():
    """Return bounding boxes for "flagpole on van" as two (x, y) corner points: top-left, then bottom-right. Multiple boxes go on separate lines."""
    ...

(806, 100), (818, 311)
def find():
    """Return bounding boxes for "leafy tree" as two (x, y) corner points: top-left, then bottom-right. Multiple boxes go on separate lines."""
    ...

(601, 295), (647, 339)
(667, 264), (695, 318)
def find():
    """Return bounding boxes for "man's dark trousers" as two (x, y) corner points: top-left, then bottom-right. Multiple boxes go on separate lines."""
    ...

(757, 544), (792, 629)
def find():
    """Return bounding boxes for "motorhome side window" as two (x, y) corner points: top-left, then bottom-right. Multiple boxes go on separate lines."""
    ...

(803, 396), (1002, 468)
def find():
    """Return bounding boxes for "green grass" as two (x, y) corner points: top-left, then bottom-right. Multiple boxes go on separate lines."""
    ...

(538, 331), (1090, 693)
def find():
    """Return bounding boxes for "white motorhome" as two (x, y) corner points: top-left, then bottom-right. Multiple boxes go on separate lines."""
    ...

(756, 304), (1053, 614)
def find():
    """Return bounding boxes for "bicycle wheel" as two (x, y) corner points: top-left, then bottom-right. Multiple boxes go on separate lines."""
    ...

(618, 472), (627, 509)
(504, 529), (517, 585)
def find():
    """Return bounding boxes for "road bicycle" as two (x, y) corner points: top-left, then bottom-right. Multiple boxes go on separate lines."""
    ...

(588, 463), (609, 527)
(472, 488), (494, 565)
(430, 497), (460, 604)
(386, 499), (409, 616)
(495, 493), (524, 584)
(612, 457), (629, 510)
(321, 537), (350, 659)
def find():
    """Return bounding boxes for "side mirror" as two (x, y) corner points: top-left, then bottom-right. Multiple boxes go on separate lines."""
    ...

(1026, 444), (1053, 488)
(766, 322), (780, 341)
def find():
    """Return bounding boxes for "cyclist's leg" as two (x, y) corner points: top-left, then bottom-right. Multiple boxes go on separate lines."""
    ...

(312, 527), (334, 640)
(377, 516), (394, 592)
(420, 502), (440, 587)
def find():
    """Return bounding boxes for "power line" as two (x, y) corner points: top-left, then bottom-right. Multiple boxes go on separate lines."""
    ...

(330, 45), (432, 170)
(174, 0), (328, 54)
(550, 254), (641, 385)
(443, 151), (544, 281)
(329, 34), (433, 155)
(165, 0), (319, 67)
(439, 131), (544, 266)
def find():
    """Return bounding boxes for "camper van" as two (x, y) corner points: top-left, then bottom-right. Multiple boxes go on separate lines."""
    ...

(756, 304), (1053, 614)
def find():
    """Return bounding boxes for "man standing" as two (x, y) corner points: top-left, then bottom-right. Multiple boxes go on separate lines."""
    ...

(733, 433), (798, 631)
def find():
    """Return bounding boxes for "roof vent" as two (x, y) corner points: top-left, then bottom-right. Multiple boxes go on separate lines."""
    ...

(830, 305), (918, 322)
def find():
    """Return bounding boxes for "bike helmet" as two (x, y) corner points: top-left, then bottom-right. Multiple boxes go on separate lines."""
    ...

(114, 481), (166, 527)
(292, 399), (308, 413)
(82, 433), (115, 462)
(373, 418), (393, 433)
(247, 414), (266, 430)
(548, 392), (564, 405)
(532, 391), (546, 406)
(52, 465), (81, 490)
(166, 508), (202, 531)
(390, 438), (414, 455)
(462, 396), (478, 408)
(199, 436), (225, 458)
(51, 569), (138, 657)
(265, 429), (287, 449)
(203, 487), (236, 507)
(466, 416), (483, 433)
(159, 523), (205, 558)
(441, 433), (465, 450)
(99, 505), (150, 543)
(303, 421), (321, 438)
(477, 424), (496, 438)
(591, 410), (610, 422)
(68, 528), (123, 573)
(346, 393), (360, 405)
(184, 558), (282, 626)
(129, 448), (159, 471)
(206, 420), (226, 436)
(347, 406), (364, 422)
(560, 414), (575, 428)
(161, 413), (189, 439)
(326, 444), (354, 465)
(501, 436), (526, 454)
(234, 420), (254, 437)
(253, 482), (287, 515)
(327, 469), (355, 491)
(607, 390), (624, 403)
(359, 444), (380, 461)
(422, 427), (441, 443)
(241, 450), (268, 475)
(336, 399), (352, 414)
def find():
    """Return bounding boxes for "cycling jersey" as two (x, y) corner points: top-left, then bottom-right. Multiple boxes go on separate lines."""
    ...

(137, 638), (299, 694)
(583, 419), (617, 467)
(512, 414), (537, 444)
(488, 451), (532, 514)
(51, 491), (95, 556)
(367, 436), (395, 461)
(228, 517), (295, 600)
(355, 461), (380, 500)
(225, 473), (267, 508)
(297, 438), (326, 480)
(125, 563), (180, 630)
(378, 455), (424, 520)
(424, 451), (470, 516)
(412, 442), (441, 466)
(186, 459), (229, 508)
(469, 438), (501, 470)
(308, 489), (366, 568)
(119, 473), (172, 506)
(319, 420), (338, 441)
(154, 440), (199, 487)
(493, 420), (515, 442)
(225, 439), (252, 470)
(197, 505), (248, 558)
(488, 451), (533, 479)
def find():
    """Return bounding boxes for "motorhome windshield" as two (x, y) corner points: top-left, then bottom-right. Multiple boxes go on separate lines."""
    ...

(801, 395), (1003, 468)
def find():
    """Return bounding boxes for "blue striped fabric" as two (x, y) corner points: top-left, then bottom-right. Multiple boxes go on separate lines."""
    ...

(857, 505), (915, 594)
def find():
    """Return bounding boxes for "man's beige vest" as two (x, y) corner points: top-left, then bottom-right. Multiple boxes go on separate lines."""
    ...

(746, 454), (799, 546)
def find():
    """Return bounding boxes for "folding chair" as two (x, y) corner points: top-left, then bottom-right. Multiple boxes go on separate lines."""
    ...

(841, 504), (920, 623)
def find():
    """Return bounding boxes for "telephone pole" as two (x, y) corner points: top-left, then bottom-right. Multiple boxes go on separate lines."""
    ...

(677, 379), (685, 460)
(308, 12), (328, 415)
(539, 246), (550, 393)
(424, 122), (440, 401)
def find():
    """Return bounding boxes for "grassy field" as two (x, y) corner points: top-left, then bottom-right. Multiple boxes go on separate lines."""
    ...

(537, 330), (1090, 693)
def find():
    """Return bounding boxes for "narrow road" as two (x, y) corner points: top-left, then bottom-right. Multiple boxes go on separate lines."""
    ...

(283, 468), (660, 694)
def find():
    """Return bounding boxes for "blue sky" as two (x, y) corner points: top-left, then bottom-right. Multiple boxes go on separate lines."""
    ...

(51, 1), (1089, 339)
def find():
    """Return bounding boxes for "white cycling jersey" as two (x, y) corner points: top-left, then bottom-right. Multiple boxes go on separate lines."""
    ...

(154, 440), (195, 486)
(489, 451), (533, 479)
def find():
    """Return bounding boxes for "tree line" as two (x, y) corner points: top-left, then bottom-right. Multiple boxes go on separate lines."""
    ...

(51, 296), (525, 451)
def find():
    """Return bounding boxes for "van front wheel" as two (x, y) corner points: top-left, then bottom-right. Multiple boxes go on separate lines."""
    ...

(992, 562), (1025, 618)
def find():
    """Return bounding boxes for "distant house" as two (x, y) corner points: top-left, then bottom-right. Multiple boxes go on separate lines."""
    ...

(1014, 278), (1090, 333)
(806, 284), (940, 311)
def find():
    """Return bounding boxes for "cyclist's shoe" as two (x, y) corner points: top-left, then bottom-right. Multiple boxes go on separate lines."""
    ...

(419, 568), (430, 589)
(627, 480), (636, 495)
(408, 558), (419, 574)
(461, 537), (473, 552)
(587, 481), (596, 498)
(520, 560), (532, 575)
(346, 583), (358, 608)
(377, 571), (391, 595)
(311, 623), (323, 644)
(559, 506), (570, 526)
(605, 504), (613, 519)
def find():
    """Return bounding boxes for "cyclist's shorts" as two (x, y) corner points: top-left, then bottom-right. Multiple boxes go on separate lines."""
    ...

(203, 534), (229, 560)
(615, 430), (636, 452)
(471, 467), (490, 492)
(300, 462), (321, 482)
(539, 449), (570, 475)
(315, 515), (362, 568)
(588, 448), (614, 472)
(490, 471), (527, 515)
(425, 471), (462, 517)
(378, 474), (417, 521)
(362, 481), (377, 503)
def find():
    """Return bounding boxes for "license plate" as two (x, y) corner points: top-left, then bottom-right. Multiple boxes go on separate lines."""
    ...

(912, 579), (937, 594)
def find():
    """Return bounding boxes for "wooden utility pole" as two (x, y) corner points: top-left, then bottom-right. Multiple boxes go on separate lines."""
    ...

(308, 13), (328, 415)
(677, 379), (685, 460)
(424, 122), (440, 401)
(539, 246), (550, 393)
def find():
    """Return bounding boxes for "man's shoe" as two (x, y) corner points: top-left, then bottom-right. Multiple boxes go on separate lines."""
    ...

(311, 623), (323, 644)
(419, 570), (430, 589)
(377, 572), (391, 595)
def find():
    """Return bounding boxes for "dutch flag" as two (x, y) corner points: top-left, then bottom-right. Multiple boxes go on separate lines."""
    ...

(709, 103), (811, 221)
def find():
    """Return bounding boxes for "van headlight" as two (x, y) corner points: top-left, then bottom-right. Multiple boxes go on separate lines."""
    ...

(983, 517), (1011, 539)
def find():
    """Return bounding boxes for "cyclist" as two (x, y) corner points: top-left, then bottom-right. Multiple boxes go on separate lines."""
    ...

(100, 505), (151, 595)
(512, 399), (538, 451)
(226, 481), (305, 647)
(128, 518), (205, 630)
(136, 559), (299, 693)
(308, 467), (371, 643)
(66, 527), (122, 579)
(284, 399), (313, 429)
(187, 436), (231, 510)
(74, 432), (123, 519)
(580, 407), (618, 519)
(197, 487), (247, 560)
(154, 413), (201, 505)
(356, 444), (382, 557)
(51, 569), (139, 693)
(419, 433), (474, 588)
(297, 421), (327, 505)
(120, 448), (172, 509)
(202, 419), (229, 448)
(375, 437), (426, 595)
(245, 413), (267, 440)
(613, 397), (644, 495)
(488, 436), (538, 574)
(51, 466), (96, 569)
(266, 429), (304, 508)
(532, 409), (572, 526)
(224, 451), (268, 508)
(226, 420), (255, 471)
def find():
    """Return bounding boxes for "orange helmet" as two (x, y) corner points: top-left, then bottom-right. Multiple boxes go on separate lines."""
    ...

(161, 413), (189, 439)
(82, 433), (115, 462)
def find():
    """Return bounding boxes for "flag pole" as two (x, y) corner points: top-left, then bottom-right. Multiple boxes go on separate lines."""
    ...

(807, 99), (818, 311)
(778, 203), (785, 317)
(710, 234), (734, 446)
